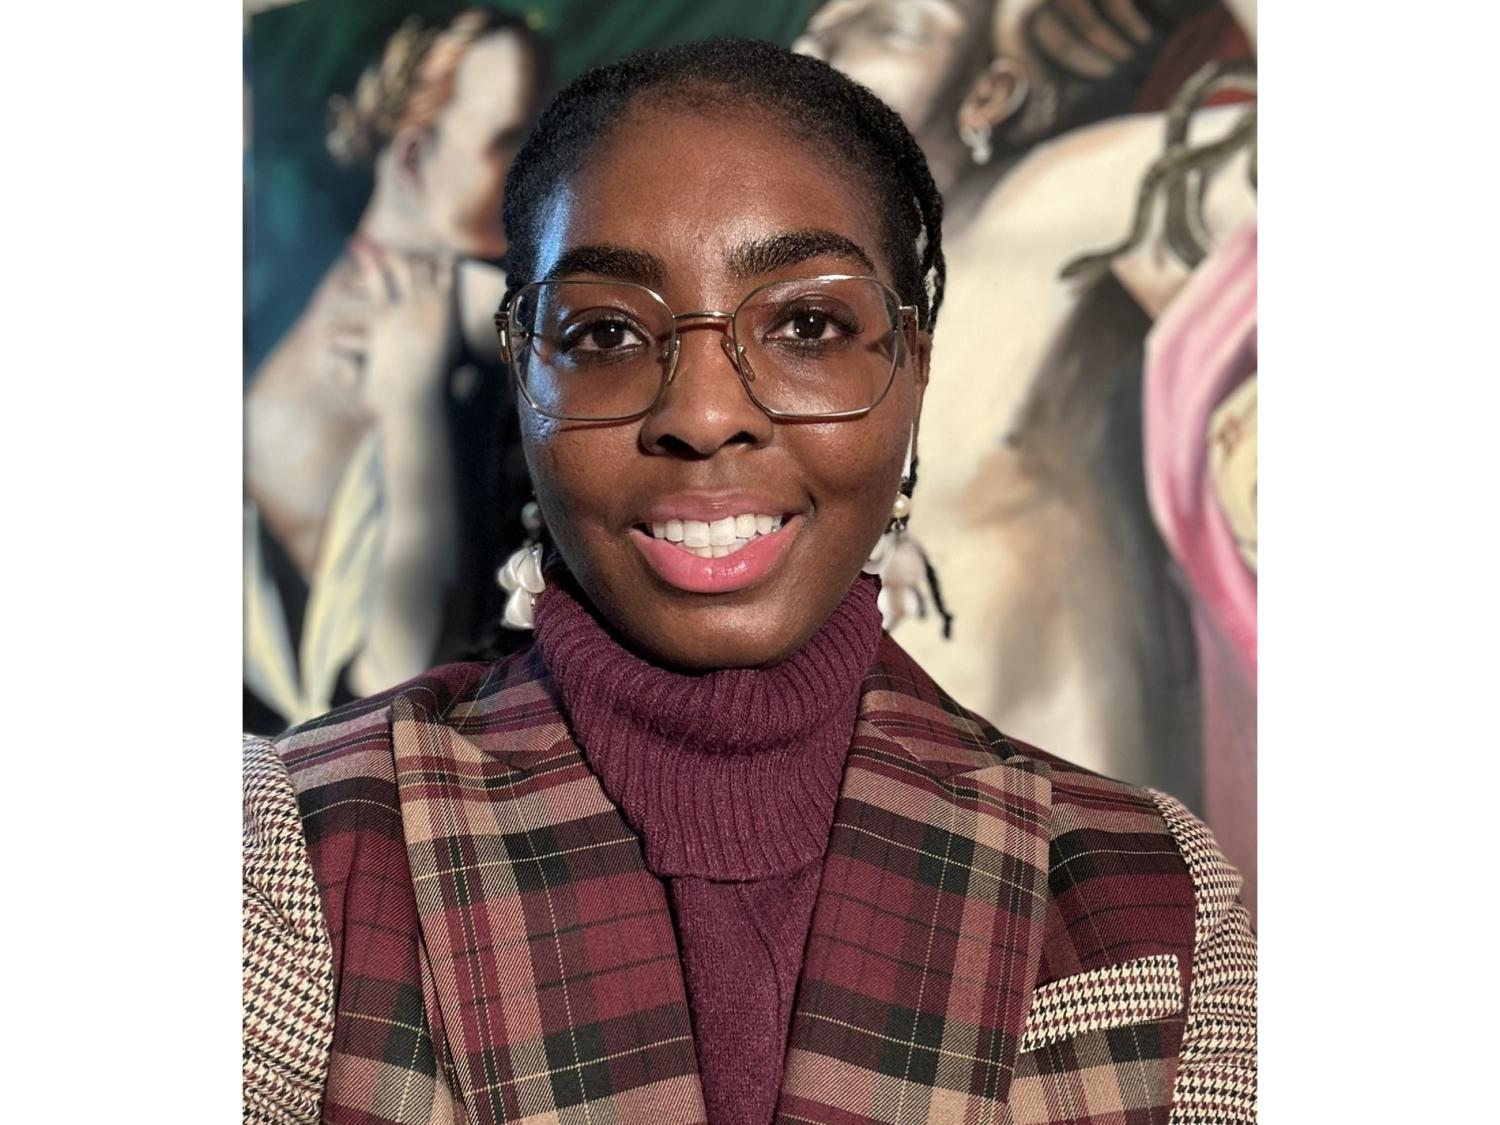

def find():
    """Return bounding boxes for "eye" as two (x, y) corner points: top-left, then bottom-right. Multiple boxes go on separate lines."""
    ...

(560, 316), (647, 353)
(879, 9), (933, 47)
(766, 306), (859, 344)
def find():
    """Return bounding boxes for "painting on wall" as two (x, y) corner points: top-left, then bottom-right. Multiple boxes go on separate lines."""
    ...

(244, 0), (1257, 912)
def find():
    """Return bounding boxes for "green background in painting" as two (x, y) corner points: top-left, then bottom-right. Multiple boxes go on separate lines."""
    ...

(245, 0), (822, 376)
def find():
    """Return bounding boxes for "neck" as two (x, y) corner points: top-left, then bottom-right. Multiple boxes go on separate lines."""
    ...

(356, 160), (435, 254)
(534, 575), (883, 879)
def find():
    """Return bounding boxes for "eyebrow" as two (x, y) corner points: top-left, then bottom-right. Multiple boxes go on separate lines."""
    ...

(545, 244), (667, 288)
(726, 230), (877, 281)
(544, 229), (879, 292)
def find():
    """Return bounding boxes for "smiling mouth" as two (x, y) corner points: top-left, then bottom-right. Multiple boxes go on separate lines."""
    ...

(633, 512), (788, 559)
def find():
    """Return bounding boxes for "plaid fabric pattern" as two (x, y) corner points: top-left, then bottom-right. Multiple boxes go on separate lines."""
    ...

(1003, 742), (1205, 1125)
(775, 646), (1054, 1123)
(249, 635), (1256, 1123)
(244, 735), (335, 1124)
(277, 672), (470, 1124)
(389, 660), (706, 1124)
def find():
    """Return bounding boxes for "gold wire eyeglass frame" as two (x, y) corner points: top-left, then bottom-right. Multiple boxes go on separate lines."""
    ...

(493, 273), (920, 423)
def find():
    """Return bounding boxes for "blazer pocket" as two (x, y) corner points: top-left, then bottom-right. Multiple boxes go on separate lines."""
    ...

(1018, 954), (1183, 1054)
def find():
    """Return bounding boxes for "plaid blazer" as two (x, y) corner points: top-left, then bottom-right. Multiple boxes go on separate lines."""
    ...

(245, 636), (1256, 1124)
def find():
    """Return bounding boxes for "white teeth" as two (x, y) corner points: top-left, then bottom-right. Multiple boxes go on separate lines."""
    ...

(708, 516), (737, 545)
(646, 512), (787, 551)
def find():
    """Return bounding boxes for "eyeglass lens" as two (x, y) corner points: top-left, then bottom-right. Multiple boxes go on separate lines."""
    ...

(509, 277), (904, 420)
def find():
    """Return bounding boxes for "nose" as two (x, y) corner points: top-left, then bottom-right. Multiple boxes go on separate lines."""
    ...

(638, 324), (773, 457)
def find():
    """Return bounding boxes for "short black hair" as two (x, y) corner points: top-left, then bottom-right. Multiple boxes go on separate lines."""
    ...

(500, 38), (946, 331)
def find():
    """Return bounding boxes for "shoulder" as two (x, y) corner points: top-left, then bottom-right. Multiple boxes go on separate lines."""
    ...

(243, 734), (335, 1122)
(871, 636), (1208, 967)
(964, 701), (1246, 970)
(265, 650), (551, 875)
(876, 640), (1256, 1109)
(270, 649), (549, 787)
(869, 634), (1185, 825)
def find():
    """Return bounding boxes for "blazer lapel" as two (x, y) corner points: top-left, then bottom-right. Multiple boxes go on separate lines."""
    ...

(778, 643), (1054, 1124)
(391, 659), (707, 1125)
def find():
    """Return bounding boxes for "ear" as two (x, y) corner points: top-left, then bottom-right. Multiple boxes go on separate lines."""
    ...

(957, 55), (1029, 134)
(389, 124), (431, 193)
(912, 327), (932, 390)
(910, 327), (931, 449)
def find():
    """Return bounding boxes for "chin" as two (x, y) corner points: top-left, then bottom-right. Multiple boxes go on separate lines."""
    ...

(656, 638), (792, 672)
(613, 600), (814, 672)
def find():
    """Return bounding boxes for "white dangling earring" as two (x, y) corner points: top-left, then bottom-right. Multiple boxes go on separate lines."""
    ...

(862, 438), (916, 577)
(863, 453), (954, 638)
(861, 489), (913, 576)
(865, 480), (915, 631)
(862, 435), (954, 639)
(496, 500), (546, 629)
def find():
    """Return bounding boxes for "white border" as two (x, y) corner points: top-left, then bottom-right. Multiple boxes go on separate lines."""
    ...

(2, 3), (241, 1117)
(1262, 3), (1498, 1119)
(4, 1), (1498, 1119)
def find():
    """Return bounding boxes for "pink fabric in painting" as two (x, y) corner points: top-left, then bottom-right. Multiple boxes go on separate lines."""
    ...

(1145, 219), (1258, 677)
(1144, 219), (1257, 919)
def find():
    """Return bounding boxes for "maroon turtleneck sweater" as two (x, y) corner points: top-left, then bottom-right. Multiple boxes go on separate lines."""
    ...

(533, 575), (883, 1125)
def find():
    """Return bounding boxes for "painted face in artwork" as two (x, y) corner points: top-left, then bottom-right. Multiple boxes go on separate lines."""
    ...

(793, 0), (991, 141)
(420, 29), (540, 259)
(518, 104), (930, 670)
(959, 0), (1166, 156)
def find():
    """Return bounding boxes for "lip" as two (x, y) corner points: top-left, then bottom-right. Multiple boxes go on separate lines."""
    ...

(637, 491), (800, 525)
(630, 515), (802, 594)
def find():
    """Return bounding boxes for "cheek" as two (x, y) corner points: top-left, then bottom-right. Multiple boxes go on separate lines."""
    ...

(466, 155), (510, 214)
(522, 426), (585, 532)
(798, 422), (907, 548)
(429, 143), (504, 220)
(521, 424), (631, 569)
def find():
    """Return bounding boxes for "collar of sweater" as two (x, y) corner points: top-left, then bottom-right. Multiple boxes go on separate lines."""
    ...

(533, 573), (883, 881)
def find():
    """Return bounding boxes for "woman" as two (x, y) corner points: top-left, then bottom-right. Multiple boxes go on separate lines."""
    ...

(245, 8), (545, 730)
(796, 0), (1253, 811)
(244, 39), (1255, 1125)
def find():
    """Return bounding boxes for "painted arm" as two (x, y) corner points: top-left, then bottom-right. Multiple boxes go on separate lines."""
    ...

(346, 251), (461, 696)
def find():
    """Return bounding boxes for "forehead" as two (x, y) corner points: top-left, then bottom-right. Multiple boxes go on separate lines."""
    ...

(538, 103), (893, 291)
(446, 31), (535, 131)
(806, 0), (970, 38)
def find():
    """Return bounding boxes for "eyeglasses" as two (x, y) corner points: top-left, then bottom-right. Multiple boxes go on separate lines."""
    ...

(494, 274), (918, 422)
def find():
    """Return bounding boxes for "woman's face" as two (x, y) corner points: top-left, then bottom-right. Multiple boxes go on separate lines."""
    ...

(793, 0), (984, 138)
(521, 104), (929, 669)
(423, 30), (540, 258)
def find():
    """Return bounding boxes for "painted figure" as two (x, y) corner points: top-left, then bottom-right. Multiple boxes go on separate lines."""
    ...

(245, 9), (546, 728)
(798, 0), (1255, 820)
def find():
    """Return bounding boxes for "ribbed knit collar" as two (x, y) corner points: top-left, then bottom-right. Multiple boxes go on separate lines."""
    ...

(533, 574), (883, 880)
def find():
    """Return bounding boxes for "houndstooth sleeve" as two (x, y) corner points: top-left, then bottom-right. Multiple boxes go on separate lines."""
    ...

(1149, 790), (1258, 1125)
(244, 734), (334, 1124)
